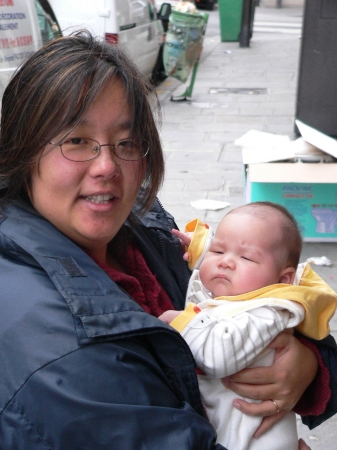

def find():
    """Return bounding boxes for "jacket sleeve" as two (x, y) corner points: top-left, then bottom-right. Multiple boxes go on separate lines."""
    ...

(297, 333), (337, 429)
(1, 336), (228, 450)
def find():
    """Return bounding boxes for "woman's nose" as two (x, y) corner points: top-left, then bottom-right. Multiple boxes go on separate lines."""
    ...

(89, 146), (121, 179)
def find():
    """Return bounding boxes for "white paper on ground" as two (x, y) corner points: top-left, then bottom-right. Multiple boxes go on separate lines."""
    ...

(190, 199), (230, 211)
(306, 256), (333, 267)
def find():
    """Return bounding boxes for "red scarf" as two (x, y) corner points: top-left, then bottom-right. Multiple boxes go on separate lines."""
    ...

(92, 243), (175, 317)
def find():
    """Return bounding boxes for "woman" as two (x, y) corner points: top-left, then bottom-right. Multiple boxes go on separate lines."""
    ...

(0, 32), (334, 449)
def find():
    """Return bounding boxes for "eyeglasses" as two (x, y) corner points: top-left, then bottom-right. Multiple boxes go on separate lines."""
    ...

(49, 137), (149, 162)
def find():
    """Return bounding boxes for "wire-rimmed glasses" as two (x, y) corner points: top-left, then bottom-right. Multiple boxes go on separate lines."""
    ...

(49, 137), (149, 162)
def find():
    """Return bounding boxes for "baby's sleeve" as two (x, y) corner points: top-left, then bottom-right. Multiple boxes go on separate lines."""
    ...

(185, 219), (214, 270)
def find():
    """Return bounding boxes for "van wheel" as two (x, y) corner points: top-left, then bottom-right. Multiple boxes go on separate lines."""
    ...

(151, 45), (167, 86)
(205, 0), (215, 10)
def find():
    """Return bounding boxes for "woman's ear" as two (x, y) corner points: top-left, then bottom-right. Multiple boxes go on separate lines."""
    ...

(278, 267), (296, 285)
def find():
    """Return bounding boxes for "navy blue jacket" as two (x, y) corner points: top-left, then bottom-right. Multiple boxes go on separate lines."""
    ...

(0, 202), (225, 449)
(0, 201), (336, 449)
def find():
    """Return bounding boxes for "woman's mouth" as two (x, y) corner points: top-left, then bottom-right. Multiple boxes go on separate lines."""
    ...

(84, 194), (115, 204)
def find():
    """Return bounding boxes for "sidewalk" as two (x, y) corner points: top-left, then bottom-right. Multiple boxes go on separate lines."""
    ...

(157, 5), (304, 231)
(156, 5), (337, 448)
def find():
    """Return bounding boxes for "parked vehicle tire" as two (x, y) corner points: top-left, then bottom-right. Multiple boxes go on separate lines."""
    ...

(151, 44), (167, 85)
(205, 0), (215, 10)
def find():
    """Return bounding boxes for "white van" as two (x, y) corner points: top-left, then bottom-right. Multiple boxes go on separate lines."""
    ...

(47, 0), (167, 81)
(0, 0), (60, 98)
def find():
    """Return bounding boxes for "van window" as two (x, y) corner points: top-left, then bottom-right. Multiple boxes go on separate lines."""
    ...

(34, 0), (60, 45)
(148, 0), (156, 20)
(130, 1), (150, 25)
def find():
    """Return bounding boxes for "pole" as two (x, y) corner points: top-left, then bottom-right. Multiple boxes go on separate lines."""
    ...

(239, 0), (253, 48)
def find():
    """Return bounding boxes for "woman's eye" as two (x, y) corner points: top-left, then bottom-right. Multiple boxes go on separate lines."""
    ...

(67, 137), (86, 145)
(119, 139), (133, 148)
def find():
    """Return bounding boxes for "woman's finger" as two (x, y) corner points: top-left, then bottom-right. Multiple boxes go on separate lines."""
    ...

(298, 438), (311, 450)
(222, 332), (318, 412)
(232, 398), (284, 418)
(223, 369), (282, 403)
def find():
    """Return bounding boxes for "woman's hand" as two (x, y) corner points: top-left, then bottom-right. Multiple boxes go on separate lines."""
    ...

(172, 229), (193, 262)
(158, 310), (182, 324)
(222, 332), (318, 437)
(298, 438), (311, 450)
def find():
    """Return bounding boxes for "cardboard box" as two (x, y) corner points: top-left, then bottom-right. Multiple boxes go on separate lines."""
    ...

(242, 121), (337, 242)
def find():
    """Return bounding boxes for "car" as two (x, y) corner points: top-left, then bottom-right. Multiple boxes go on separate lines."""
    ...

(195, 0), (217, 10)
(48, 0), (168, 82)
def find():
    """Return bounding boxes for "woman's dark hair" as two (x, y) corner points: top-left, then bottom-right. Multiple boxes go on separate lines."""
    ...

(0, 31), (164, 214)
(227, 201), (303, 269)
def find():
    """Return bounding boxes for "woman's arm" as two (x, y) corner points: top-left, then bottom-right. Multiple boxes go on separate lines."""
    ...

(297, 334), (337, 429)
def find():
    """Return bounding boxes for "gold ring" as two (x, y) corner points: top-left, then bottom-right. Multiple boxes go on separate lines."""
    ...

(271, 399), (280, 414)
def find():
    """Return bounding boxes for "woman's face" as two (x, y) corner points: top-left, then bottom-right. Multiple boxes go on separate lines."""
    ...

(30, 80), (145, 261)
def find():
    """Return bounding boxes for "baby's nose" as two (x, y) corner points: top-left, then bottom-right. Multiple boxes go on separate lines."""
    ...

(218, 253), (235, 269)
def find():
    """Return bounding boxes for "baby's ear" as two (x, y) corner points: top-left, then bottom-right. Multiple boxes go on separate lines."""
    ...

(278, 267), (296, 285)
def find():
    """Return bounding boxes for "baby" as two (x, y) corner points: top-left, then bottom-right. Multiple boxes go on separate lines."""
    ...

(159, 202), (337, 450)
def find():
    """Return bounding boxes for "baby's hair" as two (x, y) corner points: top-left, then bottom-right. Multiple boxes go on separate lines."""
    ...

(227, 202), (302, 269)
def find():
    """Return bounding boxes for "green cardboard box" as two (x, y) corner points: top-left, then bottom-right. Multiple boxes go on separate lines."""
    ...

(244, 121), (337, 242)
(246, 163), (337, 241)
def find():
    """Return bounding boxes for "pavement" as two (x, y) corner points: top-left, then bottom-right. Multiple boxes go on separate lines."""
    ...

(156, 4), (337, 449)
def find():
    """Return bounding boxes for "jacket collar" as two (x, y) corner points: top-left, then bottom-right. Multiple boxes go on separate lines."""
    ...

(0, 204), (169, 344)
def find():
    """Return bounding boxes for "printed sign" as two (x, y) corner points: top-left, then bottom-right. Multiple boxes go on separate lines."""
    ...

(250, 182), (337, 241)
(0, 0), (41, 94)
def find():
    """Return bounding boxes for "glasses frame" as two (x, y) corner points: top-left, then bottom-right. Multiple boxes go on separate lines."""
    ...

(49, 137), (149, 162)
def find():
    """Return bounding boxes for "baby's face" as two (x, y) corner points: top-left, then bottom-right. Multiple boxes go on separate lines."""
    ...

(199, 212), (287, 297)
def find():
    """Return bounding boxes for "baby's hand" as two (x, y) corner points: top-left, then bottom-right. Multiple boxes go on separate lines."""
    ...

(158, 310), (182, 324)
(172, 229), (193, 262)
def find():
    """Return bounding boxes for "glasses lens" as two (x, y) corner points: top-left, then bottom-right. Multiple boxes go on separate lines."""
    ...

(61, 138), (99, 162)
(115, 139), (149, 161)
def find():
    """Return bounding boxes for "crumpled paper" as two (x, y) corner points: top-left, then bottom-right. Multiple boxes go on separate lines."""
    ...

(190, 199), (230, 211)
(306, 256), (333, 266)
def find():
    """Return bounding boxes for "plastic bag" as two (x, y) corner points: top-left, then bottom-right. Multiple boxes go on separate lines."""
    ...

(163, 10), (206, 83)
